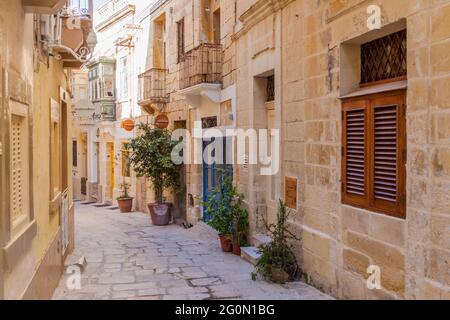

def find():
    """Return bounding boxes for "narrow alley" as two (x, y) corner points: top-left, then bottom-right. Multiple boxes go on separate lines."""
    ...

(53, 203), (331, 300)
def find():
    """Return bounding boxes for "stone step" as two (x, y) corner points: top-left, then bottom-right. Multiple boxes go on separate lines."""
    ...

(252, 234), (272, 248)
(240, 246), (262, 266)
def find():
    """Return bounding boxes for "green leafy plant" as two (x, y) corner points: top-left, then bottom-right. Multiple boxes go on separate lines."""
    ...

(117, 178), (132, 200)
(126, 124), (180, 204)
(202, 172), (249, 243)
(253, 200), (300, 284)
(231, 191), (249, 246)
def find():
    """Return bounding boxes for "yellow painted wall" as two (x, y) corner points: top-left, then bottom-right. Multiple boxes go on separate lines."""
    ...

(32, 58), (73, 263)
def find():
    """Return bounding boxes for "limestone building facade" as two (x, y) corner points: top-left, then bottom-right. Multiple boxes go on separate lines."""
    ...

(69, 0), (450, 300)
(0, 0), (94, 299)
(232, 0), (450, 300)
(134, 0), (237, 224)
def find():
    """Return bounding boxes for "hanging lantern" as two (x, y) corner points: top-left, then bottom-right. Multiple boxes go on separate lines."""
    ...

(121, 119), (135, 132)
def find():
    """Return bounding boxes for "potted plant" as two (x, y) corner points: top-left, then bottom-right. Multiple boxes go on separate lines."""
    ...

(203, 185), (233, 252)
(252, 200), (301, 284)
(126, 124), (180, 226)
(231, 204), (249, 256)
(203, 172), (249, 254)
(117, 178), (133, 213)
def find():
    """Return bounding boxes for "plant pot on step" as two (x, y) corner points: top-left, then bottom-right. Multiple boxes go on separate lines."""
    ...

(270, 266), (289, 284)
(219, 234), (233, 252)
(117, 198), (133, 213)
(232, 243), (241, 256)
(148, 203), (172, 226)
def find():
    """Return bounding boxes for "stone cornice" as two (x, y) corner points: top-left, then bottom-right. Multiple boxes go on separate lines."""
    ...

(233, 0), (294, 40)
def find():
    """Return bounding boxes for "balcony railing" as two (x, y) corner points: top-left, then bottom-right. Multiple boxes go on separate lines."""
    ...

(138, 68), (169, 105)
(179, 43), (223, 90)
(61, 0), (92, 17)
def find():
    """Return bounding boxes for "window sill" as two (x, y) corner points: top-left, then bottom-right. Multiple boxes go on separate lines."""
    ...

(2, 220), (37, 271)
(339, 80), (407, 100)
(342, 202), (406, 220)
(50, 192), (62, 211)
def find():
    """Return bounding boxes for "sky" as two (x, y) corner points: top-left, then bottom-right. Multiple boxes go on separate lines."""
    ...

(93, 0), (106, 10)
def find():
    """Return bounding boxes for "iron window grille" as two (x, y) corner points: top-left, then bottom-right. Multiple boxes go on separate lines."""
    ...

(266, 75), (275, 102)
(360, 29), (407, 85)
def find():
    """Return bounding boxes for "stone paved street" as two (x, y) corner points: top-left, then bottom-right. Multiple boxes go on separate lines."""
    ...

(53, 203), (332, 300)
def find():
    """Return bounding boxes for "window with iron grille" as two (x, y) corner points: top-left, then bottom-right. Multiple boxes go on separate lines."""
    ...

(202, 116), (218, 129)
(73, 140), (78, 167)
(360, 29), (407, 85)
(266, 75), (275, 102)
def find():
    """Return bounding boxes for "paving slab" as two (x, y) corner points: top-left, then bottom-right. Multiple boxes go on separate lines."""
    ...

(52, 203), (333, 300)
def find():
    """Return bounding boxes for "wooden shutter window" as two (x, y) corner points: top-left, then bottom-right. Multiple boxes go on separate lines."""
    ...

(373, 105), (398, 202)
(342, 100), (369, 207)
(345, 108), (366, 196)
(342, 92), (406, 218)
(11, 115), (25, 222)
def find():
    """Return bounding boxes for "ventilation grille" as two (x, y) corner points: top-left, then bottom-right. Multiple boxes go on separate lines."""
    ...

(11, 115), (24, 222)
(361, 29), (407, 84)
(374, 105), (398, 202)
(345, 109), (366, 196)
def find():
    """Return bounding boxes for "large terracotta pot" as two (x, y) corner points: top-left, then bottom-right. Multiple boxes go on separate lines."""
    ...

(117, 198), (133, 213)
(219, 234), (233, 252)
(148, 203), (172, 226)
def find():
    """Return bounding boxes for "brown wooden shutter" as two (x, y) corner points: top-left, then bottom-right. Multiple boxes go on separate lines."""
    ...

(11, 115), (25, 222)
(370, 94), (406, 218)
(342, 100), (369, 207)
(177, 18), (185, 63)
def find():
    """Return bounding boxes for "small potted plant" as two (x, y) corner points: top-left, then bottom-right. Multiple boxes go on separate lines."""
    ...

(126, 124), (180, 226)
(117, 178), (133, 213)
(252, 200), (301, 284)
(231, 202), (249, 256)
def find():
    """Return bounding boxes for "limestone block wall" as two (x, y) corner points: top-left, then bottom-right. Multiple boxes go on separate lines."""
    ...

(136, 0), (237, 223)
(235, 0), (450, 299)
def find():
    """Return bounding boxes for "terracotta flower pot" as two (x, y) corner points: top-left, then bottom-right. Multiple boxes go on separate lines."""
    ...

(117, 198), (133, 213)
(219, 234), (233, 252)
(232, 243), (241, 256)
(148, 203), (172, 226)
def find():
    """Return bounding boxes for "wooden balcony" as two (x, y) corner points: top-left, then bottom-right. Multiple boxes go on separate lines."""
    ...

(138, 68), (169, 107)
(179, 43), (223, 90)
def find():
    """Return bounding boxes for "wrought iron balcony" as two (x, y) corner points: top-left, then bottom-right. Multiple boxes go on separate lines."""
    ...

(44, 0), (96, 68)
(138, 68), (169, 107)
(179, 43), (223, 90)
(61, 0), (93, 17)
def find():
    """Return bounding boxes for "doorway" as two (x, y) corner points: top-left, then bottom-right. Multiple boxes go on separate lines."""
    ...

(174, 120), (187, 221)
(202, 137), (232, 222)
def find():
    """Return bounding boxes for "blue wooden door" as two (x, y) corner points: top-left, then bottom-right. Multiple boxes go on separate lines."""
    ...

(202, 137), (233, 222)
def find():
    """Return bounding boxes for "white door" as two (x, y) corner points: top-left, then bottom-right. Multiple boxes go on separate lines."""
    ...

(61, 190), (69, 254)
